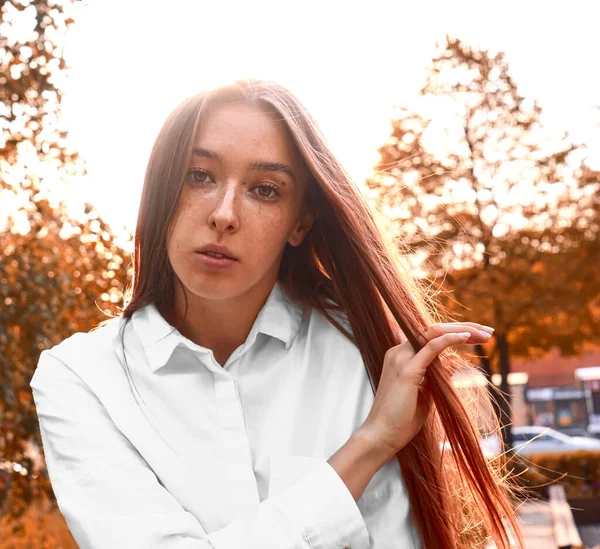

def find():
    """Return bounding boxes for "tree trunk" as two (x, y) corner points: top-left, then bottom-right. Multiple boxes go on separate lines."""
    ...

(474, 344), (502, 431)
(496, 333), (514, 449)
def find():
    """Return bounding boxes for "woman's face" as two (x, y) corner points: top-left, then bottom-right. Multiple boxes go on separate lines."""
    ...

(166, 100), (314, 303)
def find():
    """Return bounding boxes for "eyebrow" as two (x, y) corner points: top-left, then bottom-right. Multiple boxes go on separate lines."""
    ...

(192, 147), (297, 185)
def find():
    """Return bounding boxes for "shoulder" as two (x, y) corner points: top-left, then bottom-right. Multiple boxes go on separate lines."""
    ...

(308, 303), (353, 337)
(48, 315), (125, 361)
(302, 306), (376, 389)
(305, 306), (361, 357)
(30, 316), (126, 390)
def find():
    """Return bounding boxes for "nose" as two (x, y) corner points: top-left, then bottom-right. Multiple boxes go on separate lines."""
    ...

(207, 185), (240, 233)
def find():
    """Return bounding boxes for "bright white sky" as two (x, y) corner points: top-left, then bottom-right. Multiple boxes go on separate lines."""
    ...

(57, 0), (600, 238)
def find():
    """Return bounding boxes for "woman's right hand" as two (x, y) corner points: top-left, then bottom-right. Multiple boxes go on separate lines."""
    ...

(360, 323), (493, 460)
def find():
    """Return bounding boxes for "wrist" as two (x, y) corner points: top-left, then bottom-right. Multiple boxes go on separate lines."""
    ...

(355, 424), (399, 467)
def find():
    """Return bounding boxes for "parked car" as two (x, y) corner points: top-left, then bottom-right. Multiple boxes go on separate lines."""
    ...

(440, 437), (505, 459)
(481, 426), (600, 456)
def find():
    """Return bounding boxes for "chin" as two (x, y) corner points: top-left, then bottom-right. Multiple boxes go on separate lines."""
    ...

(182, 275), (249, 301)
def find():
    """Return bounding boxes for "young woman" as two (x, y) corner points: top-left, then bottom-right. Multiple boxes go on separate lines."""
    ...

(30, 79), (524, 548)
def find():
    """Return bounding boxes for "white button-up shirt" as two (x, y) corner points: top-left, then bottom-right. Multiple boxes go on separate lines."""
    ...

(30, 281), (420, 549)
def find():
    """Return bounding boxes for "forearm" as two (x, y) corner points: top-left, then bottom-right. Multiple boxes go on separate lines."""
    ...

(327, 427), (396, 502)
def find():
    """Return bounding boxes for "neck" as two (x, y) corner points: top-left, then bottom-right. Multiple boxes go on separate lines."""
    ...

(161, 278), (277, 366)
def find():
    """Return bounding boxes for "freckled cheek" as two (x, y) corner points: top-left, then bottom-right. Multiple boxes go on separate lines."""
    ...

(182, 200), (209, 221)
(167, 219), (198, 257)
(244, 209), (293, 256)
(172, 205), (209, 245)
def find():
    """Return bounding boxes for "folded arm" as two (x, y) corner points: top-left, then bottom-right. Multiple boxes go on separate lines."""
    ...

(30, 351), (371, 549)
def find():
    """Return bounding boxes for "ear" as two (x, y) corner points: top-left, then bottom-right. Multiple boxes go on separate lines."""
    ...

(287, 210), (315, 247)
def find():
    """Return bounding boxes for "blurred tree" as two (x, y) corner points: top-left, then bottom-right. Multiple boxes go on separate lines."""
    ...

(1, 0), (81, 199)
(367, 37), (600, 448)
(1, 198), (131, 528)
(0, 0), (132, 541)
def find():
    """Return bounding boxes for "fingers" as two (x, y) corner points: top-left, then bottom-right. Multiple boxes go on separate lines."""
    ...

(437, 321), (494, 335)
(417, 332), (471, 363)
(394, 332), (471, 384)
(425, 322), (494, 345)
(415, 331), (467, 385)
(385, 321), (494, 382)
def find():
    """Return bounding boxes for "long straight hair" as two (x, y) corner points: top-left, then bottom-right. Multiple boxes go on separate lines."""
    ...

(117, 79), (524, 548)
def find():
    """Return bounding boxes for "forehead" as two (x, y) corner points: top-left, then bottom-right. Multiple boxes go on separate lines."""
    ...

(193, 100), (301, 164)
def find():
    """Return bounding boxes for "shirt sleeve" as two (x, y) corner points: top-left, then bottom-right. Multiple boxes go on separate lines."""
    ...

(30, 351), (370, 549)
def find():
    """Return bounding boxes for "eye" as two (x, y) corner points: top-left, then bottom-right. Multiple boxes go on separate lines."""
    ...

(187, 168), (213, 185)
(252, 183), (281, 201)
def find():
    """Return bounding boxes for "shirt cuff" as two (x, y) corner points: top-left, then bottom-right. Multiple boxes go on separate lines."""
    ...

(272, 459), (370, 549)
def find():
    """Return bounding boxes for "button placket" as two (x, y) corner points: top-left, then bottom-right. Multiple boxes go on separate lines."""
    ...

(214, 371), (260, 513)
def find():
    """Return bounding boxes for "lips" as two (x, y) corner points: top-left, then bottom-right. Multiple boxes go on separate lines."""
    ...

(201, 252), (229, 258)
(194, 249), (238, 270)
(195, 244), (238, 260)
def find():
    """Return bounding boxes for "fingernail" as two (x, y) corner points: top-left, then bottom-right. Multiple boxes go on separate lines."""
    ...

(458, 332), (471, 338)
(481, 325), (495, 333)
(479, 330), (492, 339)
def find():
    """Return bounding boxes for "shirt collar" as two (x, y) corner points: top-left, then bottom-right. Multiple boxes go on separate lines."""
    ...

(131, 281), (304, 373)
